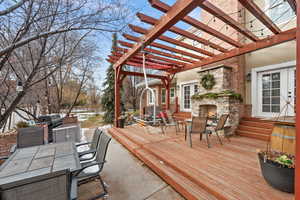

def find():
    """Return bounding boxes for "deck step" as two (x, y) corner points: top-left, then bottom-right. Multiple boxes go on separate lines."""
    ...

(237, 125), (272, 135)
(236, 130), (270, 141)
(108, 127), (218, 200)
(108, 128), (141, 153)
(235, 118), (274, 141)
(135, 149), (219, 200)
(239, 120), (274, 129)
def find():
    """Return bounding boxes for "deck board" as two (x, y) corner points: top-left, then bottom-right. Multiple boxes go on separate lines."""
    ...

(108, 125), (294, 200)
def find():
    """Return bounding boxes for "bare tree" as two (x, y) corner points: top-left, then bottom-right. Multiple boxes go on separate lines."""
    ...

(0, 0), (132, 129)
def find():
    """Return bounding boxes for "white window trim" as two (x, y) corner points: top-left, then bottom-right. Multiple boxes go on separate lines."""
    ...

(179, 80), (198, 112)
(251, 60), (296, 117)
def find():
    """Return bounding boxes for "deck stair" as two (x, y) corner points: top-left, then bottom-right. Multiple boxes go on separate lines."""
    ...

(236, 117), (275, 141)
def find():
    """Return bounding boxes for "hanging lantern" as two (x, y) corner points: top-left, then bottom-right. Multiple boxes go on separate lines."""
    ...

(16, 80), (23, 92)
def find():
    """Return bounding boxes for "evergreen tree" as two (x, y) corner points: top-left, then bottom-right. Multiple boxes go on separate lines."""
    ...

(101, 33), (118, 123)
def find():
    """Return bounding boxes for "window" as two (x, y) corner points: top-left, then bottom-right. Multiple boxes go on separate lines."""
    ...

(194, 85), (199, 94)
(267, 0), (295, 24)
(148, 90), (156, 105)
(262, 72), (280, 113)
(170, 88), (175, 98)
(161, 88), (166, 104)
(183, 85), (191, 109)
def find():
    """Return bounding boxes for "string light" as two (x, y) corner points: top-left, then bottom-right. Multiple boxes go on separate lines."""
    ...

(238, 10), (242, 18)
(261, 29), (264, 36)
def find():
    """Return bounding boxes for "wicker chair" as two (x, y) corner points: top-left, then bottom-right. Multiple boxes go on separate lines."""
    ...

(208, 114), (229, 143)
(160, 111), (178, 134)
(74, 133), (111, 199)
(0, 169), (76, 200)
(185, 117), (209, 147)
(76, 128), (103, 162)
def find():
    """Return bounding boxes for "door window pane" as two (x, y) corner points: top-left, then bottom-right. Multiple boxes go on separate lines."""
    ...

(161, 88), (166, 104)
(262, 72), (280, 113)
(184, 85), (191, 109)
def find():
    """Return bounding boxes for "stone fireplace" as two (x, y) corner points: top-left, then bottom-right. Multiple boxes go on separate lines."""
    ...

(191, 65), (242, 135)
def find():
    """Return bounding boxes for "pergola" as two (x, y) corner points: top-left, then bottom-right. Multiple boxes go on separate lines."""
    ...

(108, 0), (299, 195)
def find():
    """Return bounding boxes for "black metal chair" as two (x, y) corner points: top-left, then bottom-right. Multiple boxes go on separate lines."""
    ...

(0, 169), (76, 200)
(74, 133), (112, 200)
(76, 128), (103, 162)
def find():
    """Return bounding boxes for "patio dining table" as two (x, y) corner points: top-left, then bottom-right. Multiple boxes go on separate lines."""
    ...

(0, 142), (81, 186)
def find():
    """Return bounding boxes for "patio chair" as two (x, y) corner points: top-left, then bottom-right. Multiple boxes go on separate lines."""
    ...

(208, 114), (229, 143)
(186, 117), (210, 147)
(76, 128), (103, 162)
(73, 133), (112, 200)
(160, 111), (178, 134)
(0, 169), (77, 200)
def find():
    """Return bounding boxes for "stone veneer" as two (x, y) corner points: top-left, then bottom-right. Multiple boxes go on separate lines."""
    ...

(191, 65), (242, 135)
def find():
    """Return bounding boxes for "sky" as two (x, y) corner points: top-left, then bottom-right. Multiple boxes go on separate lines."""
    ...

(94, 0), (200, 90)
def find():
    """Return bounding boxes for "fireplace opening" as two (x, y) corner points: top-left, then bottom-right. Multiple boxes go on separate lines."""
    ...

(198, 105), (217, 118)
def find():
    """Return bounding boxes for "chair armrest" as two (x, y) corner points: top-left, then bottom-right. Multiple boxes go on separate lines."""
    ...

(76, 142), (92, 147)
(78, 149), (96, 157)
(73, 161), (106, 176)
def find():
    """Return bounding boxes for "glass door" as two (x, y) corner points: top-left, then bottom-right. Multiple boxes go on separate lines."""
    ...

(183, 85), (191, 110)
(286, 68), (296, 116)
(257, 67), (295, 117)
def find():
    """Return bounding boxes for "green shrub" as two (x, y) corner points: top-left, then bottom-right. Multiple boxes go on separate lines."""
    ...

(16, 121), (30, 128)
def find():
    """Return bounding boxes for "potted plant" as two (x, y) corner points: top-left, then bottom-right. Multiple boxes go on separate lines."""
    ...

(257, 150), (294, 193)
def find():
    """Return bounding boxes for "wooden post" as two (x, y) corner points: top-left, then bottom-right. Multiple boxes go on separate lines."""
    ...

(166, 82), (171, 110)
(296, 3), (300, 198)
(114, 67), (121, 127)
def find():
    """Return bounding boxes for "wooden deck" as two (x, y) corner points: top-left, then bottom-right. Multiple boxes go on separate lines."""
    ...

(108, 125), (294, 200)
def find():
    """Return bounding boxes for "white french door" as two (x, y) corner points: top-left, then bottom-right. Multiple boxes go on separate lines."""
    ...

(257, 67), (295, 117)
(181, 83), (198, 112)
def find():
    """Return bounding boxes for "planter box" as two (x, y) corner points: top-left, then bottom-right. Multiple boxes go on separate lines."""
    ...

(17, 127), (45, 148)
(258, 154), (294, 193)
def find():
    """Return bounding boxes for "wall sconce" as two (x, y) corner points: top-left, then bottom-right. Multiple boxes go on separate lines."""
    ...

(246, 72), (251, 82)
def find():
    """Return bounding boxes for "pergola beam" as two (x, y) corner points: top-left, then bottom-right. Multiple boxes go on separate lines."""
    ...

(201, 1), (259, 41)
(112, 51), (185, 67)
(149, 0), (243, 48)
(120, 70), (168, 80)
(136, 12), (228, 52)
(128, 24), (215, 57)
(117, 41), (196, 63)
(286, 0), (297, 13)
(238, 0), (281, 34)
(184, 28), (296, 71)
(113, 0), (205, 68)
(109, 56), (172, 70)
(108, 58), (173, 71)
(122, 34), (204, 60)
